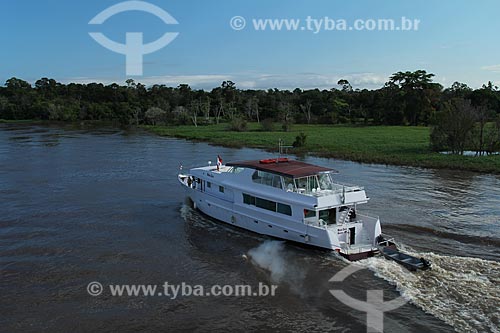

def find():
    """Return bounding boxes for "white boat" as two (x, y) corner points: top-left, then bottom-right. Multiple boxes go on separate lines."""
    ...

(178, 157), (382, 260)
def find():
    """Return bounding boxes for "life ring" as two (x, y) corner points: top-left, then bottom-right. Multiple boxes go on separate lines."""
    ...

(259, 158), (289, 164)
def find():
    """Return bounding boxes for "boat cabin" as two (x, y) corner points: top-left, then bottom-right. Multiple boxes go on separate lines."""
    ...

(216, 158), (370, 225)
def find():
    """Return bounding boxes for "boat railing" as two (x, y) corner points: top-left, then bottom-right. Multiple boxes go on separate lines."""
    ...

(306, 213), (378, 229)
(290, 183), (363, 197)
(340, 242), (376, 254)
(305, 219), (328, 228)
(336, 180), (364, 189)
(357, 213), (379, 224)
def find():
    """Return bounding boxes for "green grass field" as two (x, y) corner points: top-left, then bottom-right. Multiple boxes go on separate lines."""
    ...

(144, 123), (500, 174)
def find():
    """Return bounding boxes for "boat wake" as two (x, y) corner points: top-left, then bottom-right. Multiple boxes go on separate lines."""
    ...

(184, 201), (499, 332)
(358, 246), (500, 333)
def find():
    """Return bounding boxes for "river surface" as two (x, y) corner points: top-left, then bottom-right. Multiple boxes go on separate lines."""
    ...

(1, 124), (499, 332)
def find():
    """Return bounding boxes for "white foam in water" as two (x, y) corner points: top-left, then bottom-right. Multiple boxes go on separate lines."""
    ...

(248, 241), (288, 282)
(358, 246), (500, 333)
(180, 204), (191, 220)
(247, 241), (306, 295)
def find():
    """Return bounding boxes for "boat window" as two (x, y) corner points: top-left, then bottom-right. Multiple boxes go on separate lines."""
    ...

(252, 170), (282, 189)
(319, 208), (336, 225)
(295, 178), (306, 190)
(304, 209), (316, 218)
(283, 177), (295, 192)
(295, 176), (319, 193)
(219, 186), (224, 193)
(318, 172), (334, 190)
(272, 175), (282, 189)
(242, 193), (255, 205)
(243, 193), (291, 216)
(255, 197), (276, 212)
(252, 170), (261, 182)
(277, 203), (292, 216)
(207, 182), (211, 188)
(261, 172), (274, 187)
(231, 167), (245, 173)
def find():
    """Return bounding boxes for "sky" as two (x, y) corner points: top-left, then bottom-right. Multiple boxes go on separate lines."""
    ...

(1, 0), (500, 90)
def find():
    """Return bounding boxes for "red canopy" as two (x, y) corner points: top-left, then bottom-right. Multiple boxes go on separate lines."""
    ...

(226, 159), (336, 178)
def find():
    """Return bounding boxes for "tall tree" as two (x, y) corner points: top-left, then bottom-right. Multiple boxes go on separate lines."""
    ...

(337, 79), (353, 92)
(430, 98), (477, 154)
(387, 70), (441, 125)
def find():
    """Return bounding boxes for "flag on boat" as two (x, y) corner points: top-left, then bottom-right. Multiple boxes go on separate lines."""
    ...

(217, 155), (223, 170)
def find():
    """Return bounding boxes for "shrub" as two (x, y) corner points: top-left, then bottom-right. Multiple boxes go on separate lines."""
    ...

(292, 132), (307, 148)
(228, 117), (247, 132)
(145, 107), (167, 125)
(281, 117), (293, 132)
(260, 118), (275, 131)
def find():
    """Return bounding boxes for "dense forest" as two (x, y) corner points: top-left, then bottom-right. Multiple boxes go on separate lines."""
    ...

(1, 70), (500, 154)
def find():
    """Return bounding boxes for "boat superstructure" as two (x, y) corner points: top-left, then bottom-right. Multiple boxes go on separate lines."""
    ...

(178, 158), (382, 260)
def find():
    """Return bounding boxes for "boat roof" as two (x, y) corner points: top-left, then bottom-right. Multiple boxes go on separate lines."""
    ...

(226, 159), (336, 178)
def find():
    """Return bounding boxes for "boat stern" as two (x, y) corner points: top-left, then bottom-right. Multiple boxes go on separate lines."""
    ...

(326, 214), (383, 261)
(338, 244), (379, 261)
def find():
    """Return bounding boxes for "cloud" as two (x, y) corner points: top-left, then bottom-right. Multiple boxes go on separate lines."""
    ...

(344, 73), (388, 87)
(237, 72), (387, 90)
(481, 65), (500, 73)
(61, 72), (388, 90)
(65, 74), (231, 87)
(140, 75), (230, 87)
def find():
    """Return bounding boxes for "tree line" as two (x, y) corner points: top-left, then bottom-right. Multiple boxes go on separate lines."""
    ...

(1, 70), (499, 154)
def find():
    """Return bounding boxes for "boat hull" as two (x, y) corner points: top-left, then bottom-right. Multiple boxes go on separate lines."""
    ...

(179, 175), (378, 260)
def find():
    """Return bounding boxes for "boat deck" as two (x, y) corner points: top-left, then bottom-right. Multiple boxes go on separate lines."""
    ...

(340, 243), (377, 254)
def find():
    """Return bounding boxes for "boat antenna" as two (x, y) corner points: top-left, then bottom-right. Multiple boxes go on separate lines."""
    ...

(278, 138), (282, 161)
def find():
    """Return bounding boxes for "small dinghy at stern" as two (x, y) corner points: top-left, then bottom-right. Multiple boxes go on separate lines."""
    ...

(378, 245), (432, 271)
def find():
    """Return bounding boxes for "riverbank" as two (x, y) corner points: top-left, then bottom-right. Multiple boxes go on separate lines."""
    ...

(144, 123), (500, 174)
(0, 119), (40, 124)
